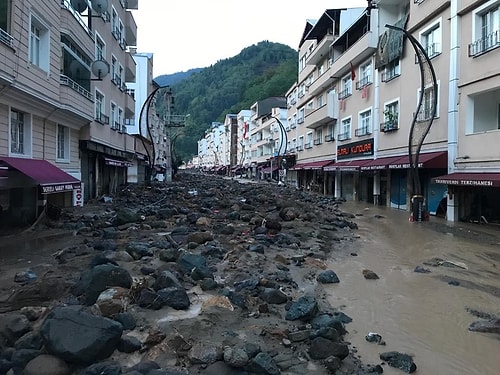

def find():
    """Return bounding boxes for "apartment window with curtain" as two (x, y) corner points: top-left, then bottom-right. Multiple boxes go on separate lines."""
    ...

(29, 13), (49, 71)
(110, 102), (116, 128)
(305, 132), (313, 148)
(338, 117), (351, 141)
(382, 59), (400, 82)
(95, 91), (105, 122)
(382, 101), (399, 132)
(57, 124), (70, 161)
(339, 75), (352, 99)
(10, 109), (31, 156)
(470, 2), (500, 56)
(417, 81), (440, 121)
(357, 60), (372, 89)
(357, 109), (372, 136)
(419, 19), (442, 59)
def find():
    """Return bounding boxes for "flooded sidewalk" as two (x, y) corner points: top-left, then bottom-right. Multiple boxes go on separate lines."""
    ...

(326, 201), (500, 375)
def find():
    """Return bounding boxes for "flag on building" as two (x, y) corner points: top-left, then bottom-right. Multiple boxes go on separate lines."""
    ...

(361, 85), (369, 99)
(350, 62), (356, 81)
(243, 122), (248, 139)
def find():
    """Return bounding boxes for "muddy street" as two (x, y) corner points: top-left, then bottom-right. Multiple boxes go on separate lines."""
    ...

(328, 201), (500, 375)
(0, 173), (498, 375)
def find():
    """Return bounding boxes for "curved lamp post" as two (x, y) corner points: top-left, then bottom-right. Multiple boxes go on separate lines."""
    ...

(386, 24), (438, 221)
(271, 116), (288, 183)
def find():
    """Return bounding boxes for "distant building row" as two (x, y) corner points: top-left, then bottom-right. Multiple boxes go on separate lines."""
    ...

(196, 0), (500, 223)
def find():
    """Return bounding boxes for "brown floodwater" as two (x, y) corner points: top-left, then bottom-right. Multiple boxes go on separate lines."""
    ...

(326, 201), (500, 375)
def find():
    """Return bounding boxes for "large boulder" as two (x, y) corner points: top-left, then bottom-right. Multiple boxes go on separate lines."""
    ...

(40, 306), (123, 364)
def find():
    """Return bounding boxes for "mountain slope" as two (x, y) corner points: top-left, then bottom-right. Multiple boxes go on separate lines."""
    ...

(155, 41), (298, 161)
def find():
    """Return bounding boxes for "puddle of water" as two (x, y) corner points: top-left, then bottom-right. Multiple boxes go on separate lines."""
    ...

(326, 202), (500, 375)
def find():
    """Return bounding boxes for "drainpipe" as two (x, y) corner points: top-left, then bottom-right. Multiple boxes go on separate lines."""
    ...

(446, 0), (460, 222)
(448, 0), (459, 174)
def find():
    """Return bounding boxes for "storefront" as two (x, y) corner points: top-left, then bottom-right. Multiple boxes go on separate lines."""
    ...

(289, 159), (334, 193)
(432, 172), (500, 223)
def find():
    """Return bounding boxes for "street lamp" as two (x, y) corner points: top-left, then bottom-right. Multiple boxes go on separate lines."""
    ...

(271, 116), (288, 183)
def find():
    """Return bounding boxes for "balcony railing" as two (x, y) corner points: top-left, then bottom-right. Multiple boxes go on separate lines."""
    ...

(355, 76), (372, 90)
(415, 43), (441, 62)
(95, 113), (109, 125)
(296, 145), (304, 152)
(304, 142), (313, 149)
(468, 30), (500, 57)
(414, 109), (435, 122)
(337, 131), (351, 141)
(338, 87), (352, 100)
(60, 0), (93, 37)
(313, 138), (322, 145)
(60, 75), (93, 100)
(381, 68), (400, 83)
(355, 126), (372, 137)
(325, 134), (335, 142)
(0, 28), (14, 48)
(380, 121), (398, 133)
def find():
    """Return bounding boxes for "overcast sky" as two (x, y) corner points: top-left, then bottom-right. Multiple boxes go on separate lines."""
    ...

(131, 0), (367, 77)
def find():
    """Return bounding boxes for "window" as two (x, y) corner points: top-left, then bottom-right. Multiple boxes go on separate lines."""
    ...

(356, 109), (372, 136)
(1, 0), (13, 47)
(29, 13), (49, 71)
(314, 128), (323, 145)
(118, 108), (123, 130)
(110, 102), (116, 128)
(297, 136), (304, 151)
(338, 118), (351, 141)
(111, 56), (117, 83)
(419, 19), (442, 59)
(470, 2), (500, 56)
(299, 54), (306, 71)
(382, 59), (400, 82)
(339, 75), (352, 99)
(95, 91), (106, 123)
(498, 102), (500, 129)
(382, 101), (399, 132)
(95, 35), (105, 60)
(317, 95), (324, 108)
(417, 82), (440, 121)
(10, 109), (31, 156)
(111, 8), (118, 34)
(305, 132), (313, 148)
(298, 108), (305, 124)
(356, 60), (372, 89)
(57, 125), (70, 161)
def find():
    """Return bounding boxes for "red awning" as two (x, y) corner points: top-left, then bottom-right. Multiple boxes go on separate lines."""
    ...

(432, 173), (500, 187)
(360, 155), (404, 171)
(389, 151), (447, 169)
(324, 159), (371, 171)
(104, 157), (133, 167)
(290, 159), (334, 170)
(261, 166), (279, 174)
(0, 156), (81, 194)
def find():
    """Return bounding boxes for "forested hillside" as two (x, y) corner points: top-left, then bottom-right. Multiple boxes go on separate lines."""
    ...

(155, 41), (298, 162)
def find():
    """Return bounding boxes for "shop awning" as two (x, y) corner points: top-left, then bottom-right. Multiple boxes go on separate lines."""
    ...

(324, 159), (371, 171)
(360, 155), (404, 171)
(104, 157), (133, 167)
(290, 159), (334, 170)
(261, 166), (279, 174)
(389, 151), (447, 169)
(432, 173), (500, 187)
(0, 156), (81, 194)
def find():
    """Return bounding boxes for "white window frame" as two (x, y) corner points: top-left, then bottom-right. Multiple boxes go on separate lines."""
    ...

(358, 108), (372, 136)
(383, 99), (400, 131)
(416, 80), (440, 120)
(419, 18), (442, 59)
(358, 59), (372, 88)
(56, 124), (70, 162)
(339, 117), (352, 141)
(471, 1), (500, 55)
(95, 90), (105, 121)
(95, 33), (105, 60)
(339, 74), (352, 99)
(9, 108), (32, 157)
(29, 13), (49, 72)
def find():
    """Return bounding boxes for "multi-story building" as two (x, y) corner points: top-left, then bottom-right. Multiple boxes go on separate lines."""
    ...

(282, 0), (500, 223)
(235, 109), (251, 173)
(79, 0), (138, 200)
(0, 0), (149, 227)
(0, 0), (94, 226)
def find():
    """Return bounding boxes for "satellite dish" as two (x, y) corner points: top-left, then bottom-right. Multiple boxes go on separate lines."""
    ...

(69, 60), (82, 78)
(91, 0), (108, 15)
(71, 0), (88, 13)
(91, 59), (109, 80)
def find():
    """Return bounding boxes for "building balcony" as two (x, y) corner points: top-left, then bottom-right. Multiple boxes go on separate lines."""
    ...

(59, 75), (94, 121)
(330, 32), (376, 80)
(125, 52), (136, 82)
(0, 28), (14, 49)
(307, 66), (335, 97)
(325, 134), (335, 142)
(306, 34), (335, 67)
(124, 0), (138, 10)
(355, 126), (372, 137)
(124, 11), (137, 46)
(337, 131), (351, 141)
(306, 105), (333, 129)
(60, 0), (94, 51)
(125, 90), (135, 118)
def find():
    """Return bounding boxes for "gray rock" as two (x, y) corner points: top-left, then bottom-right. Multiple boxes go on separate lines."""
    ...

(157, 287), (191, 310)
(117, 335), (142, 353)
(285, 295), (318, 321)
(309, 337), (349, 360)
(126, 242), (154, 260)
(380, 351), (417, 373)
(316, 270), (340, 284)
(260, 288), (288, 304)
(40, 306), (123, 364)
(153, 270), (183, 291)
(223, 346), (249, 368)
(23, 354), (71, 375)
(0, 313), (32, 345)
(247, 352), (280, 375)
(188, 343), (222, 365)
(79, 360), (122, 375)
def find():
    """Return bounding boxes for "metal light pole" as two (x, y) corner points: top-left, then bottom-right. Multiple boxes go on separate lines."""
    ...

(271, 116), (288, 183)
